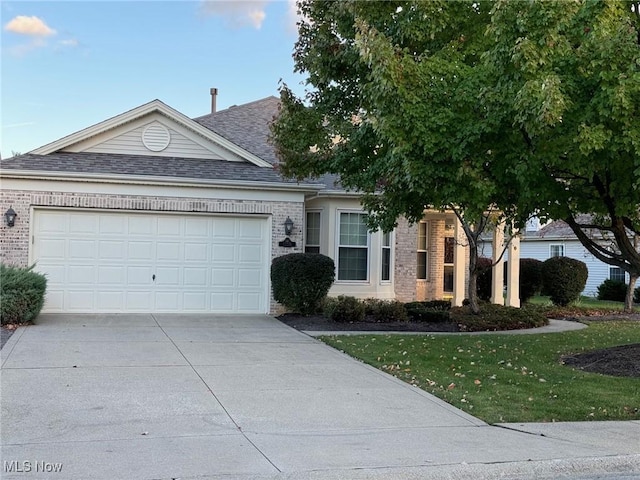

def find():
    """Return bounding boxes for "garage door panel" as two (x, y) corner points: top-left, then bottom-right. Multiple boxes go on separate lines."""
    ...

(212, 244), (235, 262)
(98, 266), (125, 284)
(99, 241), (125, 259)
(68, 265), (95, 284)
(238, 245), (262, 264)
(129, 216), (154, 235)
(157, 217), (182, 236)
(39, 239), (66, 259)
(128, 241), (154, 261)
(156, 242), (181, 261)
(99, 215), (127, 235)
(69, 215), (98, 234)
(127, 266), (154, 285)
(184, 243), (208, 262)
(97, 291), (125, 310)
(184, 268), (207, 286)
(211, 269), (234, 287)
(66, 291), (95, 310)
(34, 210), (268, 313)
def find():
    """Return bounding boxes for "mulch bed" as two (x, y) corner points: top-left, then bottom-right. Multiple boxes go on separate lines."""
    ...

(278, 313), (640, 378)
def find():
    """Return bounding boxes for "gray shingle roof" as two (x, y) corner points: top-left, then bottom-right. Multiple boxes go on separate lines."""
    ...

(194, 97), (281, 166)
(0, 152), (305, 185)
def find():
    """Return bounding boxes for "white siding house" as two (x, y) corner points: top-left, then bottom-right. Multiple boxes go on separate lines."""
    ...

(479, 219), (631, 298)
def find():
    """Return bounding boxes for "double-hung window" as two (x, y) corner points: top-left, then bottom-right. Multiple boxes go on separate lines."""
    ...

(381, 232), (391, 282)
(417, 222), (428, 279)
(610, 267), (626, 283)
(305, 211), (321, 253)
(337, 212), (369, 281)
(550, 244), (564, 258)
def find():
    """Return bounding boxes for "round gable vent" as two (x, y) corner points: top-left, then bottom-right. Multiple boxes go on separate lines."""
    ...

(142, 123), (171, 152)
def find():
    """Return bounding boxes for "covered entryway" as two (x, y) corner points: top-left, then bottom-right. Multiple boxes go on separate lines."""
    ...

(31, 209), (270, 313)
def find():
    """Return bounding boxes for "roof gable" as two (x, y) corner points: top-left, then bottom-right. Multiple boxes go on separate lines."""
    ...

(31, 99), (272, 168)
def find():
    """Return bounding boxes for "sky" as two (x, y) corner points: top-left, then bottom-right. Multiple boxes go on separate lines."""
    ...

(1, 1), (308, 158)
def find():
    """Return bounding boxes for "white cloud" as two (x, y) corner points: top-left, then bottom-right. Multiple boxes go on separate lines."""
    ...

(58, 38), (79, 47)
(200, 0), (268, 29)
(286, 0), (300, 33)
(4, 15), (56, 37)
(6, 37), (47, 57)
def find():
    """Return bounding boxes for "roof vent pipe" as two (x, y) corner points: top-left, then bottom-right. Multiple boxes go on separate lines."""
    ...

(210, 87), (218, 113)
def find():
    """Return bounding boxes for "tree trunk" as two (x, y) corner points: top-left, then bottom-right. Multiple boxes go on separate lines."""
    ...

(467, 232), (480, 314)
(625, 275), (638, 313)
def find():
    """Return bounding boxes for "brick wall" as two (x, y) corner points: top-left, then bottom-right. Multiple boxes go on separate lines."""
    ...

(393, 217), (417, 302)
(0, 189), (303, 314)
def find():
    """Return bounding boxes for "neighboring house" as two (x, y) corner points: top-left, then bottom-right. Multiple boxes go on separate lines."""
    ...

(0, 92), (516, 314)
(479, 217), (632, 297)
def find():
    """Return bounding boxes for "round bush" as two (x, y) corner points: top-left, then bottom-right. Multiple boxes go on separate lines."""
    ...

(541, 257), (588, 306)
(271, 253), (335, 315)
(635, 286), (640, 304)
(597, 279), (627, 302)
(1, 264), (47, 325)
(476, 257), (493, 301)
(519, 258), (543, 303)
(323, 295), (365, 323)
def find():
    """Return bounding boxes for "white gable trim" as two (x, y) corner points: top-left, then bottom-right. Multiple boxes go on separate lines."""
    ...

(31, 99), (272, 168)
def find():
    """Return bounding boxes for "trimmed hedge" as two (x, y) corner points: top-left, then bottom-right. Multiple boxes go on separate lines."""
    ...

(271, 253), (335, 315)
(541, 257), (588, 306)
(451, 303), (548, 332)
(519, 258), (544, 303)
(323, 296), (365, 323)
(405, 300), (451, 323)
(597, 279), (627, 302)
(1, 264), (47, 325)
(363, 299), (408, 323)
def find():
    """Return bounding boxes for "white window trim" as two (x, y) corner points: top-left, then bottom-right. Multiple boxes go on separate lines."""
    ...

(304, 209), (322, 254)
(335, 210), (370, 283)
(609, 267), (626, 283)
(417, 221), (428, 280)
(549, 243), (565, 258)
(381, 230), (393, 284)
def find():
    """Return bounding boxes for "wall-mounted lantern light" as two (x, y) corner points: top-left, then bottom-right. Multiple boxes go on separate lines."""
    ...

(4, 207), (17, 227)
(284, 216), (294, 236)
(279, 216), (296, 248)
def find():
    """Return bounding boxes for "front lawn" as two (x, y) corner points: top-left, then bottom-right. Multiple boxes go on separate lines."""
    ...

(320, 321), (640, 424)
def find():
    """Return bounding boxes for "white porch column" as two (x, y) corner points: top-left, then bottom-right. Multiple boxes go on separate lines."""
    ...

(452, 216), (466, 307)
(505, 232), (521, 308)
(491, 221), (505, 305)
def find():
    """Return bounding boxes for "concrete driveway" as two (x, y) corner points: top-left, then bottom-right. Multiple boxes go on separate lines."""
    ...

(1, 314), (638, 480)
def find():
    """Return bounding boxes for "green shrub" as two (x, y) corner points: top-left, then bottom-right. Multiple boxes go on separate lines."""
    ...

(405, 301), (451, 323)
(451, 303), (548, 332)
(519, 258), (544, 303)
(1, 264), (47, 325)
(476, 257), (493, 301)
(597, 279), (627, 302)
(323, 296), (365, 323)
(363, 298), (408, 323)
(541, 257), (588, 306)
(635, 286), (640, 304)
(271, 253), (335, 315)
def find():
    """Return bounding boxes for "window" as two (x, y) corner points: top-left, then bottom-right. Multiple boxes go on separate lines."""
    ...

(550, 244), (564, 258)
(610, 267), (626, 283)
(417, 222), (428, 279)
(443, 237), (455, 292)
(305, 211), (321, 253)
(381, 232), (391, 282)
(337, 212), (369, 281)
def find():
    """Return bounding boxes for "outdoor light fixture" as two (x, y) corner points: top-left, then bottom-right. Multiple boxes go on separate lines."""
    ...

(4, 207), (17, 228)
(284, 216), (294, 236)
(279, 216), (296, 248)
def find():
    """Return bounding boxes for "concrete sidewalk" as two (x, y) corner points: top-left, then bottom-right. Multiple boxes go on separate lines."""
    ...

(1, 314), (638, 480)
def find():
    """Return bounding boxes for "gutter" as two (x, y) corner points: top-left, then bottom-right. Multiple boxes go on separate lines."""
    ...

(0, 169), (326, 193)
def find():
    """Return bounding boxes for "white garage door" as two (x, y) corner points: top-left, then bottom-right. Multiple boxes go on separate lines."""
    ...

(32, 209), (270, 313)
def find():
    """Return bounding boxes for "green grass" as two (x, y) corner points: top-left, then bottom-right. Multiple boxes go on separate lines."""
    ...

(320, 322), (640, 424)
(530, 295), (637, 311)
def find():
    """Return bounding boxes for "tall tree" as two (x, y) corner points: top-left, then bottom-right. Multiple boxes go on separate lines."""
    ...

(484, 0), (640, 311)
(272, 1), (525, 313)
